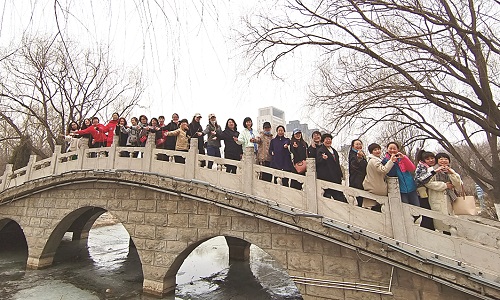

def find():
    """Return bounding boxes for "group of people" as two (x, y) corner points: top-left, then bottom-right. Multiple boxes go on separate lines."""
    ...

(63, 112), (461, 232)
(350, 140), (461, 233)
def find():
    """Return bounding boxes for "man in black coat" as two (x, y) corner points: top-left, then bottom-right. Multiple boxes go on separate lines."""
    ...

(316, 133), (347, 202)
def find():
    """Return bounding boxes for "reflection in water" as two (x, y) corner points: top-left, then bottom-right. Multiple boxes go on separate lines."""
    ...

(0, 223), (301, 299)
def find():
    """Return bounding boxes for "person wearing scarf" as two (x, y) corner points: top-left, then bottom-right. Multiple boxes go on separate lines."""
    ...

(425, 152), (462, 232)
(381, 142), (420, 206)
(256, 121), (273, 182)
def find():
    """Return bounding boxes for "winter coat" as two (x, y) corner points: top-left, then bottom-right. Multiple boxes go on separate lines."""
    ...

(363, 154), (394, 196)
(76, 124), (107, 143)
(105, 119), (118, 147)
(188, 121), (205, 154)
(203, 122), (222, 148)
(307, 142), (322, 159)
(425, 168), (461, 231)
(315, 145), (343, 184)
(269, 135), (293, 171)
(237, 128), (257, 151)
(348, 149), (367, 189)
(290, 139), (308, 164)
(219, 128), (243, 160)
(166, 128), (190, 151)
(256, 131), (273, 163)
(64, 135), (82, 152)
(164, 121), (179, 150)
(121, 125), (141, 146)
(382, 154), (417, 194)
(114, 125), (128, 147)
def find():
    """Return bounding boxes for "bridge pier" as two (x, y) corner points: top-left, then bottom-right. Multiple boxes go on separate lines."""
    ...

(225, 236), (250, 261)
(27, 253), (55, 269)
(142, 267), (176, 297)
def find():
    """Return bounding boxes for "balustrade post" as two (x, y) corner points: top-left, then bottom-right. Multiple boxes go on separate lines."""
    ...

(242, 147), (254, 194)
(25, 154), (37, 180)
(184, 138), (198, 180)
(304, 157), (318, 213)
(52, 145), (62, 175)
(387, 177), (408, 242)
(108, 135), (119, 169)
(0, 164), (13, 191)
(143, 133), (156, 172)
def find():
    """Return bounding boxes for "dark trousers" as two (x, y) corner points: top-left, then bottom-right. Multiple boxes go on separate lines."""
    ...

(259, 161), (272, 182)
(206, 146), (221, 169)
(174, 150), (188, 164)
(419, 197), (435, 231)
(90, 141), (105, 157)
(323, 188), (347, 203)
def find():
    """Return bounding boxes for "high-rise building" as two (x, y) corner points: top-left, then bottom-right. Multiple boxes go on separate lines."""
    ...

(286, 120), (319, 141)
(257, 106), (286, 130)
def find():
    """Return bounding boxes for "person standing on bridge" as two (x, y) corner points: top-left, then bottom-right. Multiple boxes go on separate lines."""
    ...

(218, 118), (242, 174)
(307, 130), (322, 159)
(256, 121), (273, 182)
(363, 143), (396, 210)
(188, 113), (206, 166)
(75, 117), (107, 157)
(382, 142), (420, 207)
(316, 133), (347, 202)
(237, 117), (258, 156)
(289, 128), (308, 190)
(164, 113), (180, 161)
(425, 153), (462, 233)
(115, 117), (129, 157)
(348, 139), (368, 207)
(104, 112), (119, 147)
(203, 114), (223, 169)
(61, 121), (82, 157)
(269, 125), (293, 187)
(165, 118), (191, 163)
(79, 118), (92, 150)
(414, 150), (441, 230)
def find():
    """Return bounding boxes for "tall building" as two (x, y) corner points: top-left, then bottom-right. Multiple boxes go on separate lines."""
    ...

(286, 120), (319, 141)
(257, 106), (286, 130)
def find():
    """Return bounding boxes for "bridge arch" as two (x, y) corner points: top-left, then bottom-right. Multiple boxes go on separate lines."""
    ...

(0, 217), (28, 251)
(158, 234), (300, 297)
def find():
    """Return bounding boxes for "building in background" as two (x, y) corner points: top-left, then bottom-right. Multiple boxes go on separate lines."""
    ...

(257, 106), (286, 130)
(286, 120), (319, 141)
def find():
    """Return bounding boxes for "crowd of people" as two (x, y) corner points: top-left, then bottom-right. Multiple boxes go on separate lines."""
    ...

(63, 112), (461, 233)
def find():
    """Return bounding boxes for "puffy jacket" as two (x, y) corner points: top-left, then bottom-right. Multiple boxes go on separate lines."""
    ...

(382, 154), (416, 193)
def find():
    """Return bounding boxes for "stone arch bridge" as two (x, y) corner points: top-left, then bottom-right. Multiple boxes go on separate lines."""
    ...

(0, 136), (499, 299)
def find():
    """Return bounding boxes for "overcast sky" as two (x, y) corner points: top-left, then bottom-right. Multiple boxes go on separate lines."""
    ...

(0, 1), (320, 130)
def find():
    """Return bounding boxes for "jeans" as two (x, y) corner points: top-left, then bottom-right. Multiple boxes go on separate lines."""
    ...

(206, 146), (221, 169)
(400, 190), (420, 206)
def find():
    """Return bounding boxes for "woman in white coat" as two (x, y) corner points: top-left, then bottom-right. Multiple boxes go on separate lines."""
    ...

(425, 153), (462, 232)
(362, 143), (397, 210)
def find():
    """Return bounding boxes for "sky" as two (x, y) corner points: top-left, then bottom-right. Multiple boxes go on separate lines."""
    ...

(0, 1), (317, 130)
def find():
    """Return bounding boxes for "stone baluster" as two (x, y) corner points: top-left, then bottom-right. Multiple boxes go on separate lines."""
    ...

(108, 135), (119, 169)
(242, 147), (255, 194)
(185, 138), (198, 180)
(0, 164), (13, 191)
(386, 177), (407, 242)
(25, 154), (37, 180)
(52, 145), (62, 175)
(304, 157), (318, 213)
(142, 133), (156, 172)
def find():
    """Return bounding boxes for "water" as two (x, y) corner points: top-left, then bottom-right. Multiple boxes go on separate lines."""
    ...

(0, 222), (302, 299)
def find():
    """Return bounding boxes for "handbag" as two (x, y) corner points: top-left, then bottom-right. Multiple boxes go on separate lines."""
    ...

(452, 186), (477, 215)
(294, 160), (307, 174)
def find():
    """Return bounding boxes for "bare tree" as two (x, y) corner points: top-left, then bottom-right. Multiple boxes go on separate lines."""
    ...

(0, 35), (143, 158)
(241, 0), (500, 204)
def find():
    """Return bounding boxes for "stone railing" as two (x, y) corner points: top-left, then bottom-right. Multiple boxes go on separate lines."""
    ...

(0, 134), (499, 282)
